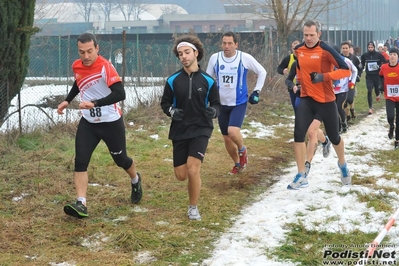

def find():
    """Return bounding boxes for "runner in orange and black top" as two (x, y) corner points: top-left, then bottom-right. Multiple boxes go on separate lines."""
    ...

(287, 19), (352, 190)
(285, 60), (332, 179)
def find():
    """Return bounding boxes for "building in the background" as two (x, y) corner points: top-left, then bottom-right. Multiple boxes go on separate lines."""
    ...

(105, 13), (275, 34)
(316, 0), (399, 48)
(34, 2), (189, 35)
(33, 0), (399, 53)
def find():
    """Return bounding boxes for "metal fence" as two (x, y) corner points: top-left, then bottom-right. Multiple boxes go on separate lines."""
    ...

(0, 29), (374, 133)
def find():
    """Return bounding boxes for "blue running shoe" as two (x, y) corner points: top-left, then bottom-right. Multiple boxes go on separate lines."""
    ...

(287, 173), (309, 190)
(338, 161), (351, 185)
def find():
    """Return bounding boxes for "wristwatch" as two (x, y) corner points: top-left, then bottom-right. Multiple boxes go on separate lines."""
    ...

(91, 100), (98, 107)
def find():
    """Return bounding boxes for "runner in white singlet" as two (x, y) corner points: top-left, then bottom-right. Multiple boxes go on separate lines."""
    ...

(206, 31), (267, 175)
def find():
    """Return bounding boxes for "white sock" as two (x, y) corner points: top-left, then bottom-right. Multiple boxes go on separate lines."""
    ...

(131, 175), (139, 184)
(77, 197), (86, 206)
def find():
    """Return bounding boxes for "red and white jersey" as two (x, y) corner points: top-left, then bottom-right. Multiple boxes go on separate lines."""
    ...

(334, 57), (358, 94)
(72, 55), (122, 123)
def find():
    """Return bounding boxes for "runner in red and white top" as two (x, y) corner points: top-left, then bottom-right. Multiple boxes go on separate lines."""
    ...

(57, 33), (143, 219)
(72, 54), (123, 123)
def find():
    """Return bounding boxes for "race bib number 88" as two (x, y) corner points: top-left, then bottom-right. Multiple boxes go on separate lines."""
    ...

(89, 107), (102, 117)
(83, 107), (109, 122)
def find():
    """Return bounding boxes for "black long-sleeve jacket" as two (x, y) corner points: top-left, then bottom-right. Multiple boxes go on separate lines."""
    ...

(276, 54), (297, 75)
(285, 61), (298, 91)
(344, 53), (363, 81)
(161, 67), (221, 141)
(361, 50), (387, 76)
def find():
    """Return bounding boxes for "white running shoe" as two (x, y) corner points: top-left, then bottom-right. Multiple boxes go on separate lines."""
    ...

(287, 173), (309, 190)
(187, 206), (201, 221)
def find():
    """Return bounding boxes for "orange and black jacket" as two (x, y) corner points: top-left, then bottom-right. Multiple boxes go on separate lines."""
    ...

(295, 40), (351, 103)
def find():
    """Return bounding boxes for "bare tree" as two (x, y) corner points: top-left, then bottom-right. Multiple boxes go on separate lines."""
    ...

(75, 0), (95, 22)
(271, 0), (335, 52)
(131, 0), (148, 21)
(160, 5), (180, 15)
(35, 0), (68, 21)
(115, 0), (148, 21)
(34, 0), (72, 28)
(232, 0), (344, 55)
(97, 0), (118, 22)
(115, 0), (132, 21)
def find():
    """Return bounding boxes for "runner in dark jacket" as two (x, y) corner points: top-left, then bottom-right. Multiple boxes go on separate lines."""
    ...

(277, 40), (301, 112)
(341, 41), (363, 122)
(360, 41), (387, 114)
(161, 34), (220, 221)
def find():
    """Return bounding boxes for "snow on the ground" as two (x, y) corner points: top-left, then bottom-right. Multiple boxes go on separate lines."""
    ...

(202, 109), (399, 266)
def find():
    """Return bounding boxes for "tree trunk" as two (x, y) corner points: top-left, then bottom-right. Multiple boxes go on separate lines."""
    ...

(0, 0), (38, 125)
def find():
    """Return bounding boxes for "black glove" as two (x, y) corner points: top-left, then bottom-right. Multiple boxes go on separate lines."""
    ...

(310, 72), (324, 83)
(248, 90), (260, 104)
(169, 107), (184, 121)
(295, 85), (301, 96)
(356, 75), (361, 82)
(205, 107), (216, 119)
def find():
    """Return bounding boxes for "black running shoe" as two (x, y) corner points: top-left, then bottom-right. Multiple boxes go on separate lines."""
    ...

(305, 161), (311, 177)
(350, 109), (356, 120)
(395, 141), (399, 150)
(64, 201), (88, 219)
(389, 126), (394, 139)
(131, 172), (143, 204)
(342, 122), (348, 133)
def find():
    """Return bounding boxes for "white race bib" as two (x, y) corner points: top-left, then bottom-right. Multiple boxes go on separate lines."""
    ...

(387, 84), (399, 97)
(367, 62), (379, 71)
(218, 71), (238, 89)
(82, 106), (110, 123)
